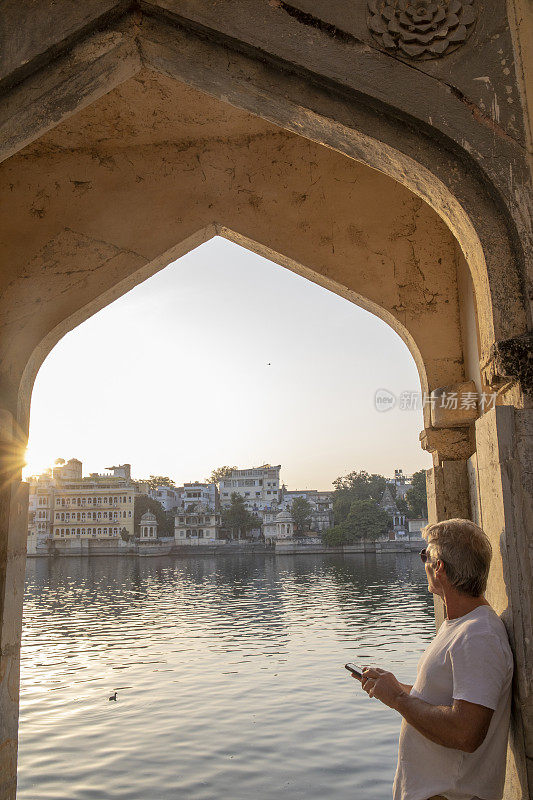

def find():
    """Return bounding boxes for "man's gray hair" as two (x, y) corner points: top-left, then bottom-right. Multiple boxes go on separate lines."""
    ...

(422, 518), (492, 598)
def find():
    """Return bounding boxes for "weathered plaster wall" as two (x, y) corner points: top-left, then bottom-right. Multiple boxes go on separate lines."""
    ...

(0, 73), (465, 423)
(0, 2), (530, 368)
(475, 407), (533, 798)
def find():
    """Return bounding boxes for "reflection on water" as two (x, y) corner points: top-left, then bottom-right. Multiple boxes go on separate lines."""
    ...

(18, 553), (434, 800)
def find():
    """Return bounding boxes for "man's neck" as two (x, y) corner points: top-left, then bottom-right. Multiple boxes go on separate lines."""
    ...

(443, 591), (489, 621)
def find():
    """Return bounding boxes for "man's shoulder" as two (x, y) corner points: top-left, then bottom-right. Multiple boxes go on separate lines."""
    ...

(449, 608), (513, 660)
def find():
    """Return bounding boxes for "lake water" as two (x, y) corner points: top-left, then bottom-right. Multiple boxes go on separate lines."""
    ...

(18, 553), (435, 800)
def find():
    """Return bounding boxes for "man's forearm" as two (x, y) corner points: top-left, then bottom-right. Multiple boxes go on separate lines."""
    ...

(399, 683), (412, 694)
(393, 692), (468, 750)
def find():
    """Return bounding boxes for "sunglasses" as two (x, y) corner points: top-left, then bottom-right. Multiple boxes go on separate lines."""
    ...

(419, 548), (430, 564)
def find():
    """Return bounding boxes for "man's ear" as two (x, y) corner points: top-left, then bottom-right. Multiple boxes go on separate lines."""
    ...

(433, 559), (445, 578)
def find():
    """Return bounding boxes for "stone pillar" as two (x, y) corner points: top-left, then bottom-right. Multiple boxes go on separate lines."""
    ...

(475, 406), (533, 800)
(0, 411), (28, 800)
(421, 423), (475, 629)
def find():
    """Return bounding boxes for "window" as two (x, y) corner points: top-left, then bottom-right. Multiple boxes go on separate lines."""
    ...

(198, 531), (204, 538)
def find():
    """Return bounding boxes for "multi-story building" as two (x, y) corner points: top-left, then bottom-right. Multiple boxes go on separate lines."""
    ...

(52, 472), (135, 542)
(53, 458), (82, 481)
(218, 465), (281, 511)
(387, 468), (412, 499)
(280, 488), (334, 531)
(176, 482), (217, 511)
(148, 485), (182, 511)
(26, 472), (55, 554)
(174, 508), (223, 545)
(27, 460), (136, 545)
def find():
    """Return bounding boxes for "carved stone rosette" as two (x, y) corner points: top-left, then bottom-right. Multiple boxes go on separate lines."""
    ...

(367, 0), (477, 59)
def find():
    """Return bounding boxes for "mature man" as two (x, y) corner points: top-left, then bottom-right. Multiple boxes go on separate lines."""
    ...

(357, 518), (513, 800)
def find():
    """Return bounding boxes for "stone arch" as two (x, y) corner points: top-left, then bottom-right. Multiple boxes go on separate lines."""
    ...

(0, 5), (532, 799)
(1, 6), (529, 380)
(1, 75), (469, 438)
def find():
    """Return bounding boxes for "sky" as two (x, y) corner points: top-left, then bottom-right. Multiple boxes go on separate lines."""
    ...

(24, 237), (431, 490)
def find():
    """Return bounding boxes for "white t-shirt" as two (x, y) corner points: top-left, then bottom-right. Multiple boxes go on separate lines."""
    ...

(393, 604), (513, 800)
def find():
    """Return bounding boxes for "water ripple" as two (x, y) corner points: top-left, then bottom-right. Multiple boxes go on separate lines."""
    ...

(18, 552), (434, 800)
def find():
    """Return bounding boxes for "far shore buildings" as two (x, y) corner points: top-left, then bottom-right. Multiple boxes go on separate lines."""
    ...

(174, 508), (223, 545)
(139, 509), (158, 540)
(279, 488), (333, 531)
(27, 459), (136, 554)
(219, 465), (281, 510)
(379, 485), (407, 537)
(27, 460), (423, 551)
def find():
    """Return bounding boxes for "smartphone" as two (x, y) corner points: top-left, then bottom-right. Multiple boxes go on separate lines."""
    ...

(345, 662), (364, 679)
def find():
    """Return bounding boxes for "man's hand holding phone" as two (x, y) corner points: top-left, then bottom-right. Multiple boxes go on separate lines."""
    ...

(344, 662), (364, 681)
(345, 663), (412, 709)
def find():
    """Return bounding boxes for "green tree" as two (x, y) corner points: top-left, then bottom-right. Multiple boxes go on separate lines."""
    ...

(222, 493), (261, 540)
(120, 526), (135, 543)
(332, 469), (387, 526)
(322, 500), (392, 546)
(344, 499), (392, 541)
(206, 466), (238, 484)
(141, 476), (176, 491)
(396, 495), (409, 515)
(134, 495), (174, 537)
(290, 497), (313, 534)
(321, 525), (348, 547)
(405, 470), (428, 519)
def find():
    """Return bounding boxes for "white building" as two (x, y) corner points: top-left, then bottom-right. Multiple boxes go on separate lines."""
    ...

(27, 472), (55, 554)
(176, 482), (217, 511)
(107, 463), (132, 481)
(149, 485), (182, 511)
(262, 511), (278, 542)
(408, 518), (428, 537)
(27, 459), (137, 545)
(174, 509), (222, 545)
(52, 458), (82, 481)
(280, 488), (333, 531)
(387, 468), (412, 499)
(219, 465), (281, 511)
(139, 509), (158, 540)
(379, 485), (407, 537)
(274, 510), (294, 540)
